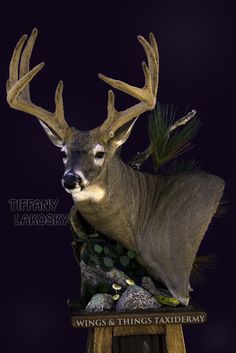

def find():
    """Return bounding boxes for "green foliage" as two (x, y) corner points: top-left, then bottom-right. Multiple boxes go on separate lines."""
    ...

(148, 102), (200, 170)
(116, 242), (123, 254)
(156, 295), (180, 307)
(127, 250), (136, 259)
(103, 246), (110, 256)
(71, 222), (147, 280)
(103, 257), (114, 268)
(94, 244), (103, 254)
(120, 255), (130, 267)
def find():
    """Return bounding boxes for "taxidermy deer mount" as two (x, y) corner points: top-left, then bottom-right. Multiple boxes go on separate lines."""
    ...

(7, 28), (224, 305)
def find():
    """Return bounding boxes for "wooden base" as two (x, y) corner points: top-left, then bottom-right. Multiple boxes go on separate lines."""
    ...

(86, 324), (185, 353)
(70, 303), (206, 353)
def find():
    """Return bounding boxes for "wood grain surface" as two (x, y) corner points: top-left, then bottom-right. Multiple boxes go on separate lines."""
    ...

(165, 324), (186, 353)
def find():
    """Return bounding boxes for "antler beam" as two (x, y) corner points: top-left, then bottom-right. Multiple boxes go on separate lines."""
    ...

(99, 33), (159, 135)
(6, 28), (70, 139)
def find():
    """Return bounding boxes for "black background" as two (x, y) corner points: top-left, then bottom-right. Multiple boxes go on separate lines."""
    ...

(1, 0), (235, 352)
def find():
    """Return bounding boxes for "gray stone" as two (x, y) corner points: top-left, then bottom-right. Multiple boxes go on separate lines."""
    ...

(80, 261), (108, 296)
(141, 276), (170, 297)
(80, 261), (130, 296)
(85, 293), (114, 312)
(115, 285), (161, 312)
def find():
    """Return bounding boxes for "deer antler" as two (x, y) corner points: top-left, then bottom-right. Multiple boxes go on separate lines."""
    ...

(99, 33), (159, 135)
(6, 28), (70, 140)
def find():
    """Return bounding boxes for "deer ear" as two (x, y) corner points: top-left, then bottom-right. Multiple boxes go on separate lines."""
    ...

(38, 120), (64, 148)
(109, 117), (138, 148)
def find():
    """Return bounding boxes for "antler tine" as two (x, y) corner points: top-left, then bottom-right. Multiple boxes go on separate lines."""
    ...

(98, 73), (151, 103)
(138, 33), (159, 92)
(149, 32), (159, 96)
(101, 90), (116, 132)
(7, 29), (70, 139)
(55, 80), (65, 123)
(19, 27), (38, 100)
(8, 34), (28, 87)
(99, 33), (159, 135)
(149, 33), (158, 59)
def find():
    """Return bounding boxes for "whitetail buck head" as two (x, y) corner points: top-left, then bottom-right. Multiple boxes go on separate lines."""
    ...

(7, 28), (159, 197)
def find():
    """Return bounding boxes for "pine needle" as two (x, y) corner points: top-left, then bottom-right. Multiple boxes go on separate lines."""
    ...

(149, 103), (200, 170)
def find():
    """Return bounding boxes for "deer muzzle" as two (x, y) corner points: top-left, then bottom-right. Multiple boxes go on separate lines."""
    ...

(61, 172), (83, 192)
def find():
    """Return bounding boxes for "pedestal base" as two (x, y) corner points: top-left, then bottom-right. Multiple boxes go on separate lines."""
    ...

(70, 303), (206, 353)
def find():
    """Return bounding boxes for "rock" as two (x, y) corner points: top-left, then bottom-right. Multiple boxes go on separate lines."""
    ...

(80, 261), (108, 296)
(85, 293), (114, 312)
(141, 276), (171, 297)
(80, 261), (130, 295)
(115, 285), (161, 312)
(141, 277), (182, 307)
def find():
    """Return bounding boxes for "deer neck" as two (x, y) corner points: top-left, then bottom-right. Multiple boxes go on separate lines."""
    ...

(71, 154), (157, 251)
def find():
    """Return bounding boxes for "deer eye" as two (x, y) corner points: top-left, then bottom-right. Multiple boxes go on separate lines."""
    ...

(63, 157), (68, 164)
(61, 151), (68, 164)
(95, 151), (105, 159)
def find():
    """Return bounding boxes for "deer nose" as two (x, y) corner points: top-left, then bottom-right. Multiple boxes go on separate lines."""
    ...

(62, 172), (82, 190)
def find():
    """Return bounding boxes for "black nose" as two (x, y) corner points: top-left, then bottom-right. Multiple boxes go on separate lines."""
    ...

(62, 173), (81, 190)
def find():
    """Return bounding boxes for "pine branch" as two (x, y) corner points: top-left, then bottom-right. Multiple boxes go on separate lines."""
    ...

(129, 145), (153, 169)
(149, 103), (200, 170)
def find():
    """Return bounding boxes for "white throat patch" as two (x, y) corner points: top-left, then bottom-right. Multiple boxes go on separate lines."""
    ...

(71, 185), (105, 203)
